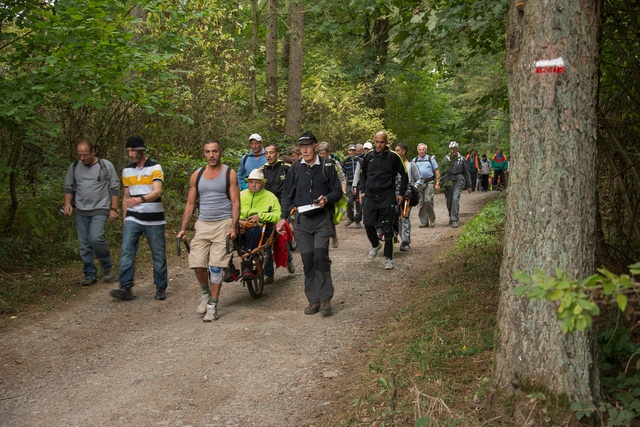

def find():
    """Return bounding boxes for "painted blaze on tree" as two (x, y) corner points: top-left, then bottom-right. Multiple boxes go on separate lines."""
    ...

(493, 0), (602, 421)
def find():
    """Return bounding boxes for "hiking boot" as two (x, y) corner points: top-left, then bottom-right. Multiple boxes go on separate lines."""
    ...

(400, 242), (410, 251)
(223, 267), (238, 283)
(332, 235), (339, 248)
(265, 276), (274, 285)
(419, 224), (428, 228)
(385, 259), (394, 270)
(355, 222), (362, 229)
(320, 299), (332, 316)
(344, 219), (354, 227)
(155, 287), (166, 301)
(203, 303), (218, 322)
(241, 260), (254, 279)
(451, 221), (459, 228)
(304, 303), (320, 315)
(197, 293), (209, 315)
(110, 286), (133, 300)
(82, 277), (97, 286)
(287, 261), (296, 274)
(368, 244), (382, 260)
(430, 222), (436, 228)
(102, 269), (115, 283)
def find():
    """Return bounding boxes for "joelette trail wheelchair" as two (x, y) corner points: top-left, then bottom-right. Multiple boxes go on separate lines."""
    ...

(225, 221), (276, 299)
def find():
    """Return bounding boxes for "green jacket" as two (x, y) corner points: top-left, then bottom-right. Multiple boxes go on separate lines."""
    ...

(240, 188), (281, 223)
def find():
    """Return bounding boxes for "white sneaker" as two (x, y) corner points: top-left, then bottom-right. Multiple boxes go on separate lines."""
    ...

(203, 303), (218, 322)
(368, 244), (382, 260)
(385, 259), (394, 270)
(196, 294), (209, 315)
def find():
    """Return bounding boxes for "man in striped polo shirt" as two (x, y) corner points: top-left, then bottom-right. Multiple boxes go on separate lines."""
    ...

(110, 136), (168, 301)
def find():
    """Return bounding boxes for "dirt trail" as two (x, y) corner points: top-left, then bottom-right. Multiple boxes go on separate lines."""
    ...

(0, 191), (495, 426)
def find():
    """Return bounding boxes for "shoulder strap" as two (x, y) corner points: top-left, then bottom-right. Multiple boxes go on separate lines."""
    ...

(72, 160), (79, 189)
(225, 165), (231, 200)
(97, 158), (110, 182)
(195, 167), (206, 200)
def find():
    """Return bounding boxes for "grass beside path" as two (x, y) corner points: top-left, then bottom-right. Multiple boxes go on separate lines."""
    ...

(332, 196), (506, 426)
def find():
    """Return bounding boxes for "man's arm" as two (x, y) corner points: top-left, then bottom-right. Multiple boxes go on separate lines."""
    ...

(176, 170), (199, 240)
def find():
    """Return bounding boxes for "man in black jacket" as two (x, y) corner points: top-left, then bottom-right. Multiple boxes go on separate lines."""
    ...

(276, 132), (343, 316)
(359, 131), (408, 270)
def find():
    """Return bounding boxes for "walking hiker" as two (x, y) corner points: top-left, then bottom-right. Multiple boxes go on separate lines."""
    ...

(359, 131), (408, 270)
(465, 148), (480, 192)
(412, 143), (440, 228)
(276, 131), (343, 316)
(395, 142), (420, 251)
(63, 138), (120, 286)
(110, 136), (168, 301)
(237, 133), (267, 191)
(176, 140), (240, 322)
(260, 144), (295, 284)
(490, 148), (508, 190)
(440, 141), (472, 228)
(479, 154), (491, 192)
(343, 144), (363, 228)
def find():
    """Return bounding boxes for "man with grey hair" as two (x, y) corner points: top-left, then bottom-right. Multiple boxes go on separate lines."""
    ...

(440, 141), (472, 228)
(411, 143), (440, 228)
(63, 138), (120, 286)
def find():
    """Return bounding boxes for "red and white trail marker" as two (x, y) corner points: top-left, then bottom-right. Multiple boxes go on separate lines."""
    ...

(534, 57), (565, 74)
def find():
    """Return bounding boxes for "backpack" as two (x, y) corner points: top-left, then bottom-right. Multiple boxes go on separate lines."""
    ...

(408, 184), (419, 207)
(69, 158), (111, 207)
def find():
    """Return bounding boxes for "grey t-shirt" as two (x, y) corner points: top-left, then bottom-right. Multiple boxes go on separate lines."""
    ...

(63, 159), (120, 216)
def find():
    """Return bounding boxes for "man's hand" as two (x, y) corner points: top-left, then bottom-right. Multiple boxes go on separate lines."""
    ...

(396, 195), (404, 205)
(63, 204), (73, 216)
(108, 210), (119, 222)
(227, 227), (237, 241)
(276, 218), (288, 235)
(125, 196), (143, 209)
(176, 230), (187, 241)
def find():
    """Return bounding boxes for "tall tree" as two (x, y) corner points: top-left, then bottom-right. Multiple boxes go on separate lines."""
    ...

(284, 0), (303, 139)
(493, 0), (602, 421)
(249, 0), (259, 115)
(266, 0), (279, 129)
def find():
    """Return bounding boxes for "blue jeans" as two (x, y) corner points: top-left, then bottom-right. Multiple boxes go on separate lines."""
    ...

(118, 220), (168, 289)
(75, 214), (112, 280)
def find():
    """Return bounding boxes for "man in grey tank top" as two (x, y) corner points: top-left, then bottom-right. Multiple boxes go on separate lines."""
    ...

(177, 140), (240, 322)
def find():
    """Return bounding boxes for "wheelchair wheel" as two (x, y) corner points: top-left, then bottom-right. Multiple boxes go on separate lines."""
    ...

(245, 252), (265, 299)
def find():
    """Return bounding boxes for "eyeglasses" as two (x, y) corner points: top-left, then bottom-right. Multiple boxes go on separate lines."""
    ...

(78, 153), (92, 158)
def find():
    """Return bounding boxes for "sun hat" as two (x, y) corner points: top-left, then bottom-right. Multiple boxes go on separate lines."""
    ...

(245, 169), (267, 183)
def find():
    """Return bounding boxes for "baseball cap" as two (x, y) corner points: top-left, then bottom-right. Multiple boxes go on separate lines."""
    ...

(248, 133), (262, 142)
(126, 136), (146, 150)
(348, 144), (356, 150)
(363, 141), (373, 150)
(449, 141), (459, 148)
(298, 131), (318, 145)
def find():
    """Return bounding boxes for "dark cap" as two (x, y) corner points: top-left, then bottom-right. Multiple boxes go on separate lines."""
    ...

(126, 136), (146, 150)
(298, 131), (317, 145)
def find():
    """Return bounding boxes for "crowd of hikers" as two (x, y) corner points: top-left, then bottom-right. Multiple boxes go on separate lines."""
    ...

(63, 133), (508, 321)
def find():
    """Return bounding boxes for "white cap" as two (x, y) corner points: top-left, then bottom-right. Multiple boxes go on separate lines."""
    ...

(363, 141), (373, 150)
(449, 141), (459, 148)
(248, 133), (262, 142)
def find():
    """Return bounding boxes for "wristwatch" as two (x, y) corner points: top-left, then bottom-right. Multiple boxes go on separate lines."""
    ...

(111, 208), (120, 213)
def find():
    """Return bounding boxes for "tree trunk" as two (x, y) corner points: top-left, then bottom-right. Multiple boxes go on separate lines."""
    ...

(266, 0), (279, 127)
(284, 0), (303, 140)
(249, 0), (259, 115)
(494, 0), (602, 420)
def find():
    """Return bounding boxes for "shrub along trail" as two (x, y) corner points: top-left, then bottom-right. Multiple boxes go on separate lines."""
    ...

(0, 191), (495, 426)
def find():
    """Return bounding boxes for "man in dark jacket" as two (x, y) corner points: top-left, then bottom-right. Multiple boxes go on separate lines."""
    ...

(276, 132), (343, 316)
(359, 131), (408, 271)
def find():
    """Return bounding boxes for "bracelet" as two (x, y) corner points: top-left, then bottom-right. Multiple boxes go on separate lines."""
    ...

(140, 194), (146, 202)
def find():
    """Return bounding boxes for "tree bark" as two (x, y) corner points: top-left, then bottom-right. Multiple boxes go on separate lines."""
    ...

(249, 0), (259, 115)
(266, 0), (279, 127)
(494, 0), (602, 418)
(284, 0), (303, 140)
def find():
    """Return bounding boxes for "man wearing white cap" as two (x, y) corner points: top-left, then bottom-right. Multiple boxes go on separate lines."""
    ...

(363, 141), (373, 155)
(237, 133), (267, 191)
(440, 141), (472, 228)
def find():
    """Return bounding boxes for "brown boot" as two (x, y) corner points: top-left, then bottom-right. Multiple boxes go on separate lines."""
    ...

(320, 299), (332, 316)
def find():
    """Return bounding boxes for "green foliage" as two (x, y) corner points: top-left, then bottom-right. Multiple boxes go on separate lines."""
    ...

(456, 195), (505, 249)
(514, 264), (639, 334)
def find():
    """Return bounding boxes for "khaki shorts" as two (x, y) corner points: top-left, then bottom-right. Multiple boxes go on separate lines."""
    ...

(188, 218), (232, 269)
